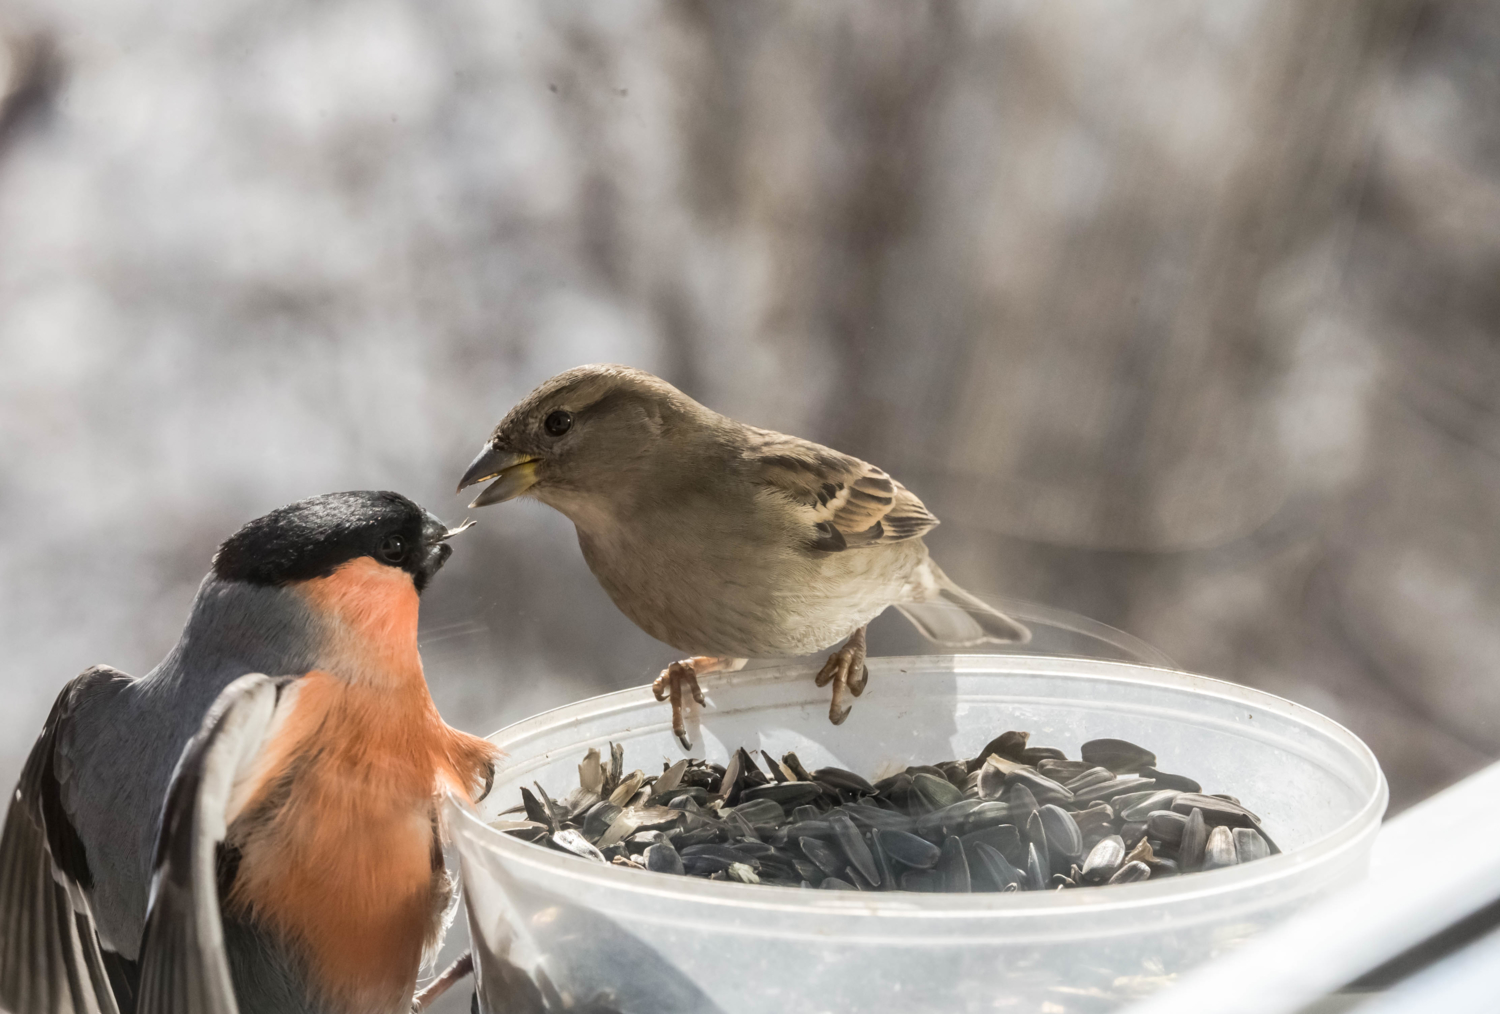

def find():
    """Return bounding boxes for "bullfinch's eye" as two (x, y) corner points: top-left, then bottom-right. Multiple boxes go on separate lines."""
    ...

(378, 535), (407, 563)
(544, 409), (573, 436)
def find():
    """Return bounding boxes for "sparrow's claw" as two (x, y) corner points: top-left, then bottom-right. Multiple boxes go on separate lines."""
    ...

(656, 660), (706, 749)
(818, 626), (869, 726)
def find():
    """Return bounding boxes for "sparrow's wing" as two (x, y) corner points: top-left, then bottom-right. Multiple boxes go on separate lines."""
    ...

(750, 435), (938, 552)
(136, 673), (297, 1014)
(0, 665), (131, 1014)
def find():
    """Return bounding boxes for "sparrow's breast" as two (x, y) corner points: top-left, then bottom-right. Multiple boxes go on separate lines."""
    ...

(577, 516), (929, 657)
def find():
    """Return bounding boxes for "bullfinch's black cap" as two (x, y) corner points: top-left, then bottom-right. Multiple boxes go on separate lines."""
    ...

(212, 491), (461, 592)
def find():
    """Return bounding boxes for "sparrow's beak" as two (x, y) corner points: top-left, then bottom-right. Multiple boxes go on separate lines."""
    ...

(457, 444), (542, 508)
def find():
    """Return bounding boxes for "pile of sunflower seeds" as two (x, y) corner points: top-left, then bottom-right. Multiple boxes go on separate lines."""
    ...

(494, 732), (1278, 892)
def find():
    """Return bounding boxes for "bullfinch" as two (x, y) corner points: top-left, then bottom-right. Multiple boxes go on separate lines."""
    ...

(0, 490), (496, 1014)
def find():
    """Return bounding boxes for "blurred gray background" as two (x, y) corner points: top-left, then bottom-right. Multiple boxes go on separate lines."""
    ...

(3, 0), (1497, 853)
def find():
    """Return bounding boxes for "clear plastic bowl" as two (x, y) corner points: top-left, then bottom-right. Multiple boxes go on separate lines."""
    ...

(450, 655), (1387, 1014)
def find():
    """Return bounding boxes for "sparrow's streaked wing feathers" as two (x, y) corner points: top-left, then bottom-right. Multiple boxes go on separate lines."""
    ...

(136, 673), (295, 1014)
(751, 435), (938, 552)
(0, 666), (130, 1014)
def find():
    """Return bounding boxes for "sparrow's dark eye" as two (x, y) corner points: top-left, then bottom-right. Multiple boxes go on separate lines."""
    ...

(378, 535), (407, 564)
(544, 410), (573, 437)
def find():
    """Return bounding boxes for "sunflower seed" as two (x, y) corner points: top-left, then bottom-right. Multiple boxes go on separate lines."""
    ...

(1025, 842), (1048, 891)
(830, 813), (879, 885)
(1037, 759), (1097, 782)
(1005, 769), (1075, 805)
(741, 780), (822, 807)
(879, 828), (943, 868)
(840, 802), (914, 833)
(960, 824), (1025, 867)
(1179, 808), (1208, 871)
(1140, 766), (1201, 792)
(607, 772), (645, 808)
(780, 753), (816, 786)
(730, 798), (786, 827)
(1171, 793), (1261, 828)
(915, 799), (985, 840)
(799, 836), (847, 879)
(644, 842), (684, 875)
(939, 836), (972, 893)
(912, 772), (964, 809)
(970, 841), (1026, 890)
(1081, 835), (1126, 883)
(506, 728), (1277, 894)
(1119, 821), (1149, 849)
(1039, 804), (1084, 870)
(814, 767), (877, 795)
(1233, 827), (1271, 863)
(552, 829), (606, 862)
(1147, 809), (1189, 846)
(972, 730), (1030, 765)
(1025, 810), (1051, 879)
(977, 761), (1009, 800)
(1120, 790), (1183, 822)
(901, 870), (941, 892)
(1071, 803), (1115, 846)
(1081, 738), (1157, 774)
(962, 801), (1016, 832)
(649, 759), (689, 802)
(1000, 781), (1040, 816)
(869, 829), (898, 889)
(1062, 766), (1116, 792)
(1019, 747), (1067, 765)
(1108, 860), (1151, 884)
(1203, 826), (1238, 871)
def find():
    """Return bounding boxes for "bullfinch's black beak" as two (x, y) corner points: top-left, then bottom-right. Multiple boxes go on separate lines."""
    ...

(457, 443), (541, 508)
(415, 514), (472, 591)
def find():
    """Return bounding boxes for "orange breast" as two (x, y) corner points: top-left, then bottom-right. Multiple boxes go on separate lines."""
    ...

(226, 558), (496, 1014)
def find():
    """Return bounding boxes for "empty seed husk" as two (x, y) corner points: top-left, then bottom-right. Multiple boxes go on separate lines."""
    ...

(502, 730), (1278, 894)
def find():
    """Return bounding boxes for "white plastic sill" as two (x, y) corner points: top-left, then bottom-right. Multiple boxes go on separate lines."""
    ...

(1121, 759), (1500, 1014)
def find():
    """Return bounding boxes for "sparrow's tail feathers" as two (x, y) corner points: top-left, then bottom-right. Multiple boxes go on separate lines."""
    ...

(898, 564), (1031, 646)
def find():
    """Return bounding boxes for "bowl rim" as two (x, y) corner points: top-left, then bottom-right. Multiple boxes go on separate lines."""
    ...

(450, 653), (1389, 919)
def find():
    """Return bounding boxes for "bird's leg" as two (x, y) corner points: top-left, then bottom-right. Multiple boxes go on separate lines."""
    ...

(412, 951), (473, 1011)
(815, 626), (869, 725)
(653, 656), (745, 749)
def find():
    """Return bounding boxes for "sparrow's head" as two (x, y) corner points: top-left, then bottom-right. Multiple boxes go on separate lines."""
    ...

(457, 364), (697, 509)
(212, 490), (466, 594)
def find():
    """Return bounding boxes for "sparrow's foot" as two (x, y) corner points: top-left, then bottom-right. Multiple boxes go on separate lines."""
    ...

(653, 660), (706, 749)
(653, 656), (745, 749)
(815, 626), (869, 725)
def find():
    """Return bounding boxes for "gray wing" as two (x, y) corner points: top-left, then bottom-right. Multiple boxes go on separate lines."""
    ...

(136, 673), (297, 1014)
(748, 433), (939, 552)
(0, 665), (131, 1014)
